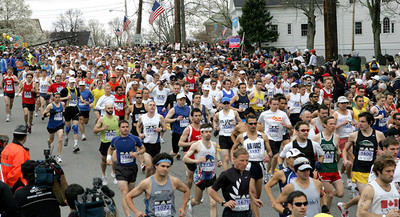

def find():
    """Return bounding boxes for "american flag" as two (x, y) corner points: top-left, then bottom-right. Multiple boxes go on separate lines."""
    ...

(115, 29), (123, 37)
(222, 26), (228, 36)
(123, 16), (131, 31)
(149, 0), (165, 25)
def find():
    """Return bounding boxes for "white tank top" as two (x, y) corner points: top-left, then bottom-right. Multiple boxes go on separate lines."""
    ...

(194, 140), (216, 173)
(243, 132), (265, 161)
(218, 109), (235, 136)
(335, 110), (354, 138)
(368, 181), (399, 215)
(39, 77), (50, 93)
(300, 93), (309, 105)
(288, 93), (301, 114)
(141, 113), (161, 144)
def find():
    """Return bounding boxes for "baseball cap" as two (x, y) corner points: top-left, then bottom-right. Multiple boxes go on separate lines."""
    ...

(337, 96), (349, 103)
(286, 148), (305, 158)
(177, 93), (186, 99)
(111, 74), (117, 78)
(202, 85), (211, 91)
(78, 81), (85, 86)
(116, 66), (123, 70)
(291, 83), (298, 87)
(293, 157), (313, 171)
(14, 125), (28, 135)
(212, 73), (218, 78)
(239, 70), (246, 75)
(372, 75), (380, 81)
(69, 77), (76, 83)
(221, 97), (230, 103)
(97, 71), (104, 75)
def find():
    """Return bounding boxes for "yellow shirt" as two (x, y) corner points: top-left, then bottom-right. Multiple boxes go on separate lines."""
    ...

(353, 107), (366, 122)
(92, 88), (105, 108)
(250, 90), (265, 111)
(353, 96), (369, 110)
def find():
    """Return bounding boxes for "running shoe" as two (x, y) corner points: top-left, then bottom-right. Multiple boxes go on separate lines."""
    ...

(141, 164), (146, 174)
(64, 137), (69, 147)
(160, 138), (165, 144)
(73, 144), (80, 153)
(82, 134), (86, 141)
(346, 179), (352, 189)
(186, 200), (193, 217)
(27, 126), (31, 134)
(102, 175), (108, 185)
(176, 153), (181, 160)
(56, 155), (62, 164)
(337, 202), (349, 217)
(111, 173), (117, 184)
(5, 115), (9, 122)
(35, 112), (38, 117)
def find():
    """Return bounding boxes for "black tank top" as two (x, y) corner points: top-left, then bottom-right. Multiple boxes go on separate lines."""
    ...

(353, 130), (379, 173)
(131, 104), (147, 124)
(235, 93), (250, 119)
(293, 139), (316, 170)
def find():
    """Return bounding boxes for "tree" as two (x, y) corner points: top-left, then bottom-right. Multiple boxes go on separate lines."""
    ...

(53, 9), (85, 32)
(0, 0), (32, 28)
(87, 19), (106, 46)
(366, 0), (381, 61)
(239, 0), (278, 47)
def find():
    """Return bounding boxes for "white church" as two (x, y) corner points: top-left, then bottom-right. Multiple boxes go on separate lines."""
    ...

(229, 0), (400, 60)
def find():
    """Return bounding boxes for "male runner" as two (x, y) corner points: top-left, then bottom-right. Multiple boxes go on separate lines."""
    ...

(249, 80), (265, 119)
(231, 108), (264, 143)
(190, 92), (210, 124)
(114, 86), (128, 121)
(43, 92), (65, 164)
(137, 100), (166, 177)
(2, 67), (19, 122)
(106, 120), (145, 217)
(93, 103), (120, 185)
(286, 191), (308, 217)
(17, 73), (37, 134)
(184, 123), (223, 217)
(77, 80), (93, 141)
(125, 153), (190, 217)
(213, 96), (242, 170)
(370, 93), (389, 134)
(231, 83), (250, 122)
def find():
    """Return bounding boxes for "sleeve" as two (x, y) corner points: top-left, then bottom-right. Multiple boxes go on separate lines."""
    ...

(368, 165), (376, 183)
(0, 182), (18, 216)
(7, 150), (25, 186)
(134, 135), (143, 147)
(211, 171), (227, 191)
(257, 112), (264, 123)
(60, 88), (68, 98)
(279, 143), (292, 158)
(110, 137), (116, 148)
(95, 96), (105, 110)
(215, 91), (223, 102)
(283, 113), (291, 126)
(89, 92), (94, 103)
(312, 141), (325, 157)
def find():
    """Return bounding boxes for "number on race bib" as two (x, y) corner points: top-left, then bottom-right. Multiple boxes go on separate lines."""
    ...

(358, 149), (373, 161)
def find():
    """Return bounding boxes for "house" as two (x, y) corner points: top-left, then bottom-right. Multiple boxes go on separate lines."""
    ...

(229, 0), (399, 60)
(49, 31), (95, 47)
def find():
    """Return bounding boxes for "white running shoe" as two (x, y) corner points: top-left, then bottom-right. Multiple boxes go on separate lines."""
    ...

(346, 179), (352, 189)
(35, 112), (38, 117)
(160, 138), (165, 144)
(102, 175), (108, 185)
(186, 200), (193, 217)
(337, 202), (349, 217)
(56, 155), (62, 164)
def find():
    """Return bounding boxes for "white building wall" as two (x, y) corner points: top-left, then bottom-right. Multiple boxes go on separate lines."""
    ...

(230, 0), (400, 60)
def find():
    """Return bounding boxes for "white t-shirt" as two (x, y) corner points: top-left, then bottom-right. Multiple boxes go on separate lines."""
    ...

(258, 110), (291, 141)
(279, 140), (324, 159)
(201, 95), (214, 110)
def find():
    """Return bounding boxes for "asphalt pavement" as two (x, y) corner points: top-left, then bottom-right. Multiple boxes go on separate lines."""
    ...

(0, 96), (357, 216)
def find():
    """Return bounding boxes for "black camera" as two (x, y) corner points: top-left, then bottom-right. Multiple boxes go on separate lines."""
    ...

(160, 79), (167, 85)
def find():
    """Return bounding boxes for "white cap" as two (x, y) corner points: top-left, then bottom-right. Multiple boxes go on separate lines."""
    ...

(132, 81), (138, 84)
(97, 71), (104, 75)
(78, 81), (85, 86)
(239, 70), (246, 74)
(355, 78), (363, 85)
(116, 65), (123, 70)
(202, 85), (211, 91)
(203, 68), (210, 71)
(69, 71), (75, 76)
(337, 96), (349, 103)
(69, 77), (76, 83)
(177, 93), (186, 99)
(291, 83), (298, 87)
(286, 148), (304, 158)
(372, 75), (380, 81)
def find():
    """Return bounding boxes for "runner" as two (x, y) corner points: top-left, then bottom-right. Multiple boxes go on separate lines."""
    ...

(77, 80), (93, 141)
(106, 119), (145, 217)
(165, 93), (191, 159)
(184, 123), (222, 217)
(231, 115), (271, 217)
(42, 92), (65, 164)
(38, 69), (52, 118)
(47, 74), (66, 94)
(137, 101), (166, 177)
(213, 97), (242, 170)
(60, 77), (81, 153)
(249, 79), (266, 119)
(371, 93), (389, 134)
(126, 92), (147, 136)
(125, 153), (190, 217)
(258, 98), (293, 177)
(209, 148), (263, 217)
(338, 112), (385, 217)
(286, 191), (308, 217)
(95, 84), (116, 116)
(179, 108), (203, 191)
(93, 102), (120, 185)
(231, 108), (264, 142)
(17, 73), (37, 134)
(91, 79), (105, 123)
(231, 83), (250, 122)
(190, 92), (210, 124)
(114, 86), (128, 120)
(150, 80), (169, 117)
(352, 95), (366, 125)
(2, 67), (19, 122)
(312, 116), (344, 210)
(286, 83), (302, 125)
(311, 105), (329, 134)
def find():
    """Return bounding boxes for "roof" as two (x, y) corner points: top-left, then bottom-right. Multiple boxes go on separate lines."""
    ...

(49, 31), (92, 46)
(233, 0), (324, 8)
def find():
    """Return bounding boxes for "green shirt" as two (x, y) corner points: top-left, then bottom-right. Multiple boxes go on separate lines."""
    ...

(320, 132), (338, 173)
(100, 115), (120, 143)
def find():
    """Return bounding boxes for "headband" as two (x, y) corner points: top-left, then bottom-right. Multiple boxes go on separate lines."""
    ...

(156, 159), (172, 165)
(200, 127), (213, 132)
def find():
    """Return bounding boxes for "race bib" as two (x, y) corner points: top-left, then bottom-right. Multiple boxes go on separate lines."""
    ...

(249, 149), (261, 159)
(145, 126), (156, 134)
(54, 112), (63, 121)
(40, 85), (48, 93)
(294, 102), (301, 108)
(344, 123), (354, 133)
(358, 149), (373, 161)
(233, 198), (250, 211)
(116, 103), (124, 110)
(69, 99), (77, 106)
(239, 103), (248, 110)
(323, 151), (334, 163)
(6, 85), (13, 91)
(135, 114), (140, 122)
(24, 91), (32, 98)
(154, 202), (172, 216)
(268, 125), (280, 137)
(156, 95), (165, 103)
(379, 117), (389, 127)
(105, 130), (116, 141)
(268, 91), (273, 98)
(120, 152), (133, 164)
(256, 99), (263, 107)
(189, 83), (194, 90)
(284, 89), (290, 95)
(200, 161), (214, 172)
(180, 118), (189, 128)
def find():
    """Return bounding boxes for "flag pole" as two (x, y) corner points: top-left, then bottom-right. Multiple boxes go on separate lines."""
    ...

(240, 32), (245, 58)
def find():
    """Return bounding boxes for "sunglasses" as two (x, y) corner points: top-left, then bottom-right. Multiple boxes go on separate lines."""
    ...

(223, 102), (230, 105)
(300, 129), (310, 133)
(136, 97), (142, 99)
(248, 123), (257, 125)
(294, 202), (308, 207)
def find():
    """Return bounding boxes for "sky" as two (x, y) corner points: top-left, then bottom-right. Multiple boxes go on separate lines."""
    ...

(26, 0), (151, 32)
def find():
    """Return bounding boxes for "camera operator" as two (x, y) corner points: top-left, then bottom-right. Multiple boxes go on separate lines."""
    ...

(65, 184), (85, 217)
(0, 125), (30, 192)
(345, 51), (361, 73)
(14, 160), (61, 217)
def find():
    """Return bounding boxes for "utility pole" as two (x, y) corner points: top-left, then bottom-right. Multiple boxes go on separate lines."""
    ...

(351, 0), (356, 51)
(136, 0), (143, 35)
(181, 0), (186, 45)
(174, 0), (181, 49)
(324, 0), (338, 61)
(124, 0), (131, 46)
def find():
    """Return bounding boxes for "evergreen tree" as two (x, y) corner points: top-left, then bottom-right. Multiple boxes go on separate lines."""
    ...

(239, 0), (278, 47)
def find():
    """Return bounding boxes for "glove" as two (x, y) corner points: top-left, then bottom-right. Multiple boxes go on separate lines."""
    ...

(315, 162), (322, 171)
(213, 129), (219, 137)
(279, 164), (284, 170)
(322, 205), (329, 213)
(283, 207), (291, 216)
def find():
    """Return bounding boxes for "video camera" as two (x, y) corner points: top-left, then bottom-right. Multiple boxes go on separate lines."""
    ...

(75, 177), (117, 217)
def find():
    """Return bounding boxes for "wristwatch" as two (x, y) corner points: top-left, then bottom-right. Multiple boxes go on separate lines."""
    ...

(221, 200), (226, 206)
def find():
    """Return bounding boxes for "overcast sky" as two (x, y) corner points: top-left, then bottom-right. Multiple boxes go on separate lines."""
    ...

(26, 0), (151, 32)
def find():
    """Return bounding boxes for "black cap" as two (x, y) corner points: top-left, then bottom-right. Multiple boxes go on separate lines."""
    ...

(14, 125), (28, 135)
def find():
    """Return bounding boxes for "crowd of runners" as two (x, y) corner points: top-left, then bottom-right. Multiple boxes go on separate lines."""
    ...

(0, 44), (400, 217)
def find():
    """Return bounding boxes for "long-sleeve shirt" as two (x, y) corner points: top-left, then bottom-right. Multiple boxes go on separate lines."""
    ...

(95, 95), (115, 116)
(307, 54), (317, 67)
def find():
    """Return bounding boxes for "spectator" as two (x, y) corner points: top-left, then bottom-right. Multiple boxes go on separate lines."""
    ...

(65, 184), (85, 217)
(345, 51), (361, 73)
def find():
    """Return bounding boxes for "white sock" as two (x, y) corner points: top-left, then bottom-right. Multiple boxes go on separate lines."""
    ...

(74, 139), (78, 146)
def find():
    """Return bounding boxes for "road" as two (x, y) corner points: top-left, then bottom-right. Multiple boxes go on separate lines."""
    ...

(0, 96), (357, 216)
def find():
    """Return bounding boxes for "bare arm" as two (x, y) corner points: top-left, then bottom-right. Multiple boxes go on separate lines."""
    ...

(273, 184), (294, 214)
(182, 142), (200, 164)
(264, 171), (284, 204)
(343, 132), (356, 166)
(172, 176), (190, 216)
(125, 180), (148, 216)
(164, 108), (176, 124)
(179, 127), (194, 147)
(356, 185), (379, 217)
(93, 117), (105, 134)
(231, 134), (243, 161)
